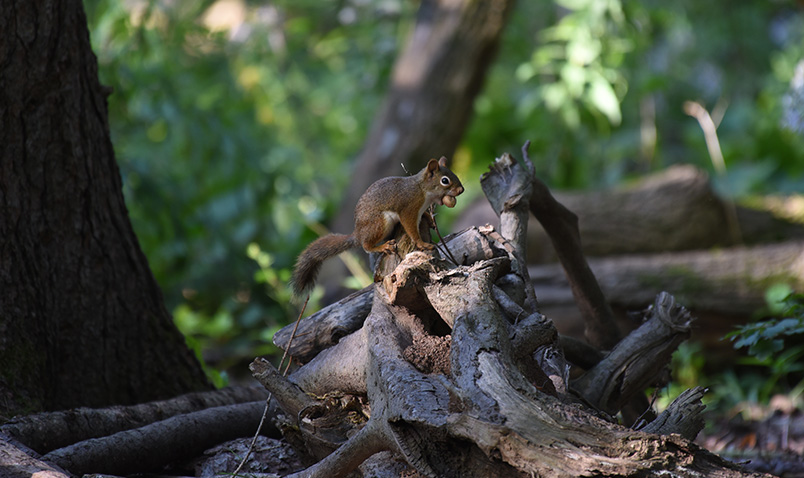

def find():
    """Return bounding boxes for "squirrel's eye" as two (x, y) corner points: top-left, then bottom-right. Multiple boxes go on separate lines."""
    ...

(440, 176), (451, 186)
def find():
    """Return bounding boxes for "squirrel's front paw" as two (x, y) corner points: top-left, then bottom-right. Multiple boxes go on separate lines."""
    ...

(379, 240), (397, 254)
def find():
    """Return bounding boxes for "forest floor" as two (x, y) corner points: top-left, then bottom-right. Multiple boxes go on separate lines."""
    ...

(698, 395), (804, 477)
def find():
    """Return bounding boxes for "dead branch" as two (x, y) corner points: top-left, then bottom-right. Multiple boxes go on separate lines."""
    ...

(273, 287), (373, 364)
(250, 359), (316, 417)
(640, 386), (707, 439)
(519, 145), (620, 350)
(573, 292), (693, 416)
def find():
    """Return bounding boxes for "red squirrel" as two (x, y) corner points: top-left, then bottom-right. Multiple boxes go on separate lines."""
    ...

(291, 156), (464, 297)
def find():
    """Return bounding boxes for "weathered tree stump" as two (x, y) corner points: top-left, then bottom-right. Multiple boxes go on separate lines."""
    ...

(260, 147), (769, 477)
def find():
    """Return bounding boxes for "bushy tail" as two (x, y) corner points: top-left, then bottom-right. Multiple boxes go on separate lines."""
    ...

(291, 234), (360, 297)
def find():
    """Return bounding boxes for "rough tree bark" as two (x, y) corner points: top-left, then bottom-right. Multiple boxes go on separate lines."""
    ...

(0, 0), (210, 417)
(256, 149), (769, 478)
(0, 386), (274, 476)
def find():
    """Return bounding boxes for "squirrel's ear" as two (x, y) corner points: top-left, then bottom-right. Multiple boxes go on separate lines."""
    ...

(438, 156), (448, 167)
(426, 158), (439, 175)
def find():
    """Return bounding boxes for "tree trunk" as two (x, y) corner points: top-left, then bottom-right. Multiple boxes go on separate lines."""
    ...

(0, 0), (210, 417)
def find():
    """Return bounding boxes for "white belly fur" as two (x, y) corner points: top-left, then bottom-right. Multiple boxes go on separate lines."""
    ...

(383, 196), (434, 240)
(382, 211), (401, 238)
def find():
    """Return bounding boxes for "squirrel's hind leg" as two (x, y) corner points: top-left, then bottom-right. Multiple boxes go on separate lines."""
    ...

(356, 211), (400, 255)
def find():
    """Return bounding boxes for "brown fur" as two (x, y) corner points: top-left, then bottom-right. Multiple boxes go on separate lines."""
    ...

(290, 234), (360, 297)
(291, 157), (464, 298)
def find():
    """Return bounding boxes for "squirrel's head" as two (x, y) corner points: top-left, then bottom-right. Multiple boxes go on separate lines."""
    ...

(424, 156), (464, 208)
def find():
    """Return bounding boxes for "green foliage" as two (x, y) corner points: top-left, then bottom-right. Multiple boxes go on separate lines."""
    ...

(467, 0), (804, 190)
(657, 341), (705, 412)
(518, 0), (628, 128)
(699, 291), (804, 409)
(662, 291), (804, 412)
(84, 0), (410, 373)
(84, 0), (804, 377)
(726, 291), (804, 361)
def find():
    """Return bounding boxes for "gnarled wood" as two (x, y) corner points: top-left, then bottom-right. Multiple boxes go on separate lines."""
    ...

(260, 251), (763, 477)
(574, 292), (693, 416)
(256, 145), (767, 478)
(273, 226), (506, 363)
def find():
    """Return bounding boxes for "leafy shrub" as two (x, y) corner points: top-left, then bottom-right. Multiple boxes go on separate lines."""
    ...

(727, 291), (804, 361)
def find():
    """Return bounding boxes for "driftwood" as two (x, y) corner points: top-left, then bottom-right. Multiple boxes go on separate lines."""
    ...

(256, 147), (768, 477)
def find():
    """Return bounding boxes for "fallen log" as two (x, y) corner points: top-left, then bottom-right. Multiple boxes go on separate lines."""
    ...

(456, 164), (804, 263)
(531, 240), (804, 316)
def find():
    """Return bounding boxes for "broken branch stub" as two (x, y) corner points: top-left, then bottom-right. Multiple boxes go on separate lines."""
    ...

(574, 291), (694, 416)
(480, 152), (539, 313)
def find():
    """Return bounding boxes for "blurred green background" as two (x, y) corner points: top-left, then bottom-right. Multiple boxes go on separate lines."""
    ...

(84, 0), (804, 392)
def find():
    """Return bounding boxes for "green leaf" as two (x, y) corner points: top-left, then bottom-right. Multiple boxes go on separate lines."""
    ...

(587, 76), (621, 125)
